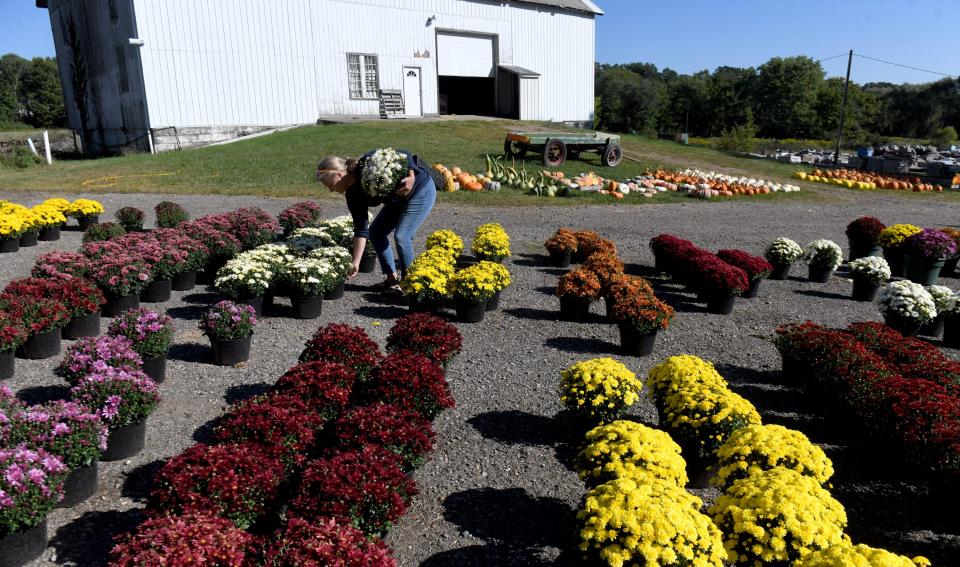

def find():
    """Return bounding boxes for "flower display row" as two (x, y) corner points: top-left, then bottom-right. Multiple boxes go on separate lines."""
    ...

(110, 314), (462, 565)
(857, 218), (960, 282)
(0, 198), (85, 253)
(646, 168), (801, 199)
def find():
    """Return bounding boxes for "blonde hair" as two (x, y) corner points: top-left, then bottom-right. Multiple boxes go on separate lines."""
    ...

(317, 155), (359, 188)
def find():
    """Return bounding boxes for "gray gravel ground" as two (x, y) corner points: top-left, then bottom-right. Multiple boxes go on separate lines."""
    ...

(0, 188), (958, 565)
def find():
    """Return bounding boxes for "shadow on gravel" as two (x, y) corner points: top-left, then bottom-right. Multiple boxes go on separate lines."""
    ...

(361, 292), (407, 307)
(354, 304), (408, 320)
(794, 289), (850, 301)
(181, 291), (220, 305)
(468, 410), (561, 446)
(535, 285), (556, 296)
(624, 263), (660, 279)
(540, 267), (570, 277)
(192, 415), (221, 444)
(51, 508), (145, 566)
(168, 342), (209, 364)
(436, 487), (579, 562)
(16, 384), (70, 405)
(224, 382), (272, 405)
(512, 253), (549, 268)
(165, 304), (206, 321)
(421, 544), (582, 567)
(504, 307), (560, 322)
(121, 459), (165, 502)
(545, 336), (618, 355)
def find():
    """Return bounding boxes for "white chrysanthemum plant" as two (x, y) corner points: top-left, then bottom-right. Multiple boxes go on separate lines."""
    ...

(848, 256), (891, 285)
(877, 280), (937, 324)
(277, 257), (339, 297)
(306, 246), (354, 281)
(803, 239), (844, 270)
(286, 230), (338, 253)
(926, 285), (955, 319)
(238, 244), (298, 271)
(361, 148), (409, 199)
(765, 238), (804, 266)
(938, 292), (960, 320)
(214, 259), (273, 300)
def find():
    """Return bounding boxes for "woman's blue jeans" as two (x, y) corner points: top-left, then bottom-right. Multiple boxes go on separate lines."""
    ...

(369, 181), (436, 277)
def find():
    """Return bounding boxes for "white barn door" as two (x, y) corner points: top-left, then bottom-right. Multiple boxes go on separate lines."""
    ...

(403, 67), (422, 117)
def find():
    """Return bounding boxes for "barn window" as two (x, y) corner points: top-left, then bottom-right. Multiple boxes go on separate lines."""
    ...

(116, 46), (129, 93)
(347, 54), (379, 99)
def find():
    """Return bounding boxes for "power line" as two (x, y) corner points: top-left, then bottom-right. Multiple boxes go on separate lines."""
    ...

(817, 53), (849, 64)
(854, 53), (954, 78)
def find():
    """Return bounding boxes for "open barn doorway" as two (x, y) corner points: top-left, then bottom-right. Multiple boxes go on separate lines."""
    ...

(436, 31), (497, 116)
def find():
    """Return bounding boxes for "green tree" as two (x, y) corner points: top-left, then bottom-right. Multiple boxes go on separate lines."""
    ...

(814, 77), (880, 142)
(595, 65), (665, 136)
(660, 71), (710, 135)
(753, 56), (824, 138)
(930, 126), (958, 148)
(20, 57), (65, 127)
(0, 53), (29, 123)
(706, 66), (757, 136)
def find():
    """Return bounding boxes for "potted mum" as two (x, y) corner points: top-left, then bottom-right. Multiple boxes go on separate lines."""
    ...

(56, 335), (143, 386)
(85, 244), (152, 316)
(582, 252), (625, 297)
(604, 274), (654, 320)
(181, 222), (242, 285)
(803, 239), (843, 283)
(482, 261), (511, 311)
(449, 264), (494, 322)
(695, 257), (749, 314)
(222, 207), (281, 249)
(573, 230), (602, 263)
(307, 247), (353, 300)
(717, 249), (773, 298)
(128, 235), (189, 303)
(847, 256), (891, 301)
(940, 292), (960, 348)
(31, 250), (88, 280)
(335, 403), (434, 472)
(5, 296), (71, 360)
(559, 358), (643, 424)
(278, 200), (323, 236)
(764, 237), (804, 280)
(6, 401), (107, 507)
(115, 206), (145, 232)
(277, 257), (337, 319)
(109, 513), (258, 566)
(556, 268), (601, 321)
(0, 445), (67, 566)
(544, 228), (578, 268)
(214, 259), (272, 316)
(107, 309), (174, 383)
(264, 517), (396, 566)
(154, 201), (189, 228)
(0, 313), (27, 380)
(31, 204), (66, 242)
(939, 227), (960, 277)
(386, 313), (462, 368)
(81, 221), (126, 243)
(200, 300), (257, 366)
(845, 216), (886, 261)
(876, 280), (937, 337)
(146, 229), (208, 292)
(425, 229), (465, 259)
(400, 253), (453, 314)
(274, 362), (355, 420)
(15, 207), (40, 248)
(471, 223), (511, 263)
(610, 292), (674, 356)
(649, 234), (693, 274)
(877, 223), (922, 277)
(921, 285), (954, 338)
(367, 351), (454, 419)
(70, 367), (160, 461)
(902, 228), (957, 286)
(64, 198), (105, 230)
(3, 277), (104, 340)
(298, 323), (382, 383)
(0, 212), (25, 253)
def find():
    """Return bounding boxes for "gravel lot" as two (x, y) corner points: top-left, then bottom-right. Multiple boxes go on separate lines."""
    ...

(0, 188), (958, 565)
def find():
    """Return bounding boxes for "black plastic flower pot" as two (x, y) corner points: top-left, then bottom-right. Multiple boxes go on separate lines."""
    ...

(706, 294), (736, 315)
(920, 317), (945, 338)
(76, 215), (99, 231)
(548, 249), (572, 268)
(16, 328), (62, 360)
(101, 292), (140, 317)
(236, 296), (264, 318)
(945, 318), (960, 349)
(291, 295), (323, 319)
(63, 311), (101, 340)
(198, 257), (228, 285)
(142, 355), (167, 383)
(883, 247), (906, 278)
(559, 296), (592, 322)
(102, 420), (147, 461)
(943, 257), (959, 278)
(408, 297), (440, 314)
(618, 325), (658, 357)
(851, 277), (880, 302)
(19, 231), (38, 248)
(768, 262), (791, 280)
(57, 461), (98, 508)
(211, 335), (253, 366)
(171, 270), (197, 291)
(455, 300), (487, 323)
(653, 253), (669, 274)
(485, 290), (501, 312)
(323, 281), (346, 300)
(742, 278), (762, 299)
(0, 518), (47, 567)
(0, 349), (13, 380)
(359, 252), (378, 273)
(903, 255), (945, 286)
(847, 237), (882, 262)
(140, 278), (172, 303)
(884, 314), (922, 338)
(807, 265), (835, 283)
(0, 237), (20, 254)
(38, 224), (61, 241)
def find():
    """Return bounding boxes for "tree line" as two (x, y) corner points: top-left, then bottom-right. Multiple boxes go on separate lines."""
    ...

(595, 56), (960, 147)
(0, 53), (65, 128)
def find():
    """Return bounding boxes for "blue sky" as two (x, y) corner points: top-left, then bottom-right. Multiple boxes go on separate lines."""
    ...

(2, 0), (956, 85)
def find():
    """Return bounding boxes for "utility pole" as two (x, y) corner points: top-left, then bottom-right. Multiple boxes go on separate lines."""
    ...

(833, 49), (853, 166)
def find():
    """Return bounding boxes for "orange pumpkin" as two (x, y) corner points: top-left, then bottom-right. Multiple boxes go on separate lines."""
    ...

(465, 181), (483, 192)
(451, 167), (462, 176)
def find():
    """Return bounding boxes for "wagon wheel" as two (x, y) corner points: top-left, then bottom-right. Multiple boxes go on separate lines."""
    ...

(542, 138), (567, 167)
(601, 142), (623, 167)
(504, 138), (526, 159)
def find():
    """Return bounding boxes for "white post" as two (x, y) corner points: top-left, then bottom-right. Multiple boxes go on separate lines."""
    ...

(26, 139), (39, 157)
(42, 130), (53, 165)
(147, 129), (155, 155)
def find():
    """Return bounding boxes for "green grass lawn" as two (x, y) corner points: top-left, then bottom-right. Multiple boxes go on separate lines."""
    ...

(0, 119), (954, 206)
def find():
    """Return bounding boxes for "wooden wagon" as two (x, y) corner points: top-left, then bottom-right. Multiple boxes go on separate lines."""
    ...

(503, 131), (623, 167)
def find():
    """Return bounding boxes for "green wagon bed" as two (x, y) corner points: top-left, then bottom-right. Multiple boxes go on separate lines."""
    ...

(504, 131), (623, 167)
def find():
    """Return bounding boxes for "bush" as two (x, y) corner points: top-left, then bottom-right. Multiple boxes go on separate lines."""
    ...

(711, 424), (834, 491)
(386, 313), (462, 366)
(264, 517), (397, 566)
(845, 216), (886, 244)
(114, 206), (145, 231)
(555, 268), (601, 300)
(718, 118), (758, 153)
(335, 403), (434, 471)
(110, 512), (258, 566)
(273, 361), (355, 419)
(544, 228), (578, 254)
(576, 420), (687, 488)
(155, 201), (189, 228)
(559, 358), (642, 424)
(81, 221), (126, 243)
(299, 323), (382, 383)
(366, 351), (454, 420)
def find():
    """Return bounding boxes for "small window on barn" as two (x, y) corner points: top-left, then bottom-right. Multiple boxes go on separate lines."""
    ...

(116, 46), (129, 93)
(108, 0), (119, 21)
(347, 53), (379, 99)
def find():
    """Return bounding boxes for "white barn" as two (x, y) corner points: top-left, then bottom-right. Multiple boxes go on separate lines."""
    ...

(38, 0), (602, 154)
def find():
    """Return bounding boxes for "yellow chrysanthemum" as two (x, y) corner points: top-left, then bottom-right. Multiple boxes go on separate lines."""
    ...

(560, 358), (642, 423)
(796, 542), (930, 567)
(712, 424), (834, 490)
(577, 420), (688, 487)
(63, 198), (105, 217)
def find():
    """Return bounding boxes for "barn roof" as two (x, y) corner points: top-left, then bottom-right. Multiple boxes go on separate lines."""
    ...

(513, 0), (604, 15)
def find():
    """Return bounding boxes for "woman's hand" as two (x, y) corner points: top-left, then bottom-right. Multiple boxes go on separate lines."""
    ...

(348, 263), (360, 279)
(395, 169), (416, 198)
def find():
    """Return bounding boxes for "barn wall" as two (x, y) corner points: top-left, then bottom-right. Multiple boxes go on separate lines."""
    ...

(131, 0), (595, 128)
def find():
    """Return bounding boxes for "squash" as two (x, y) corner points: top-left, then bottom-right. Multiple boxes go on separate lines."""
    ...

(465, 181), (483, 192)
(451, 167), (462, 176)
(611, 191), (624, 199)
